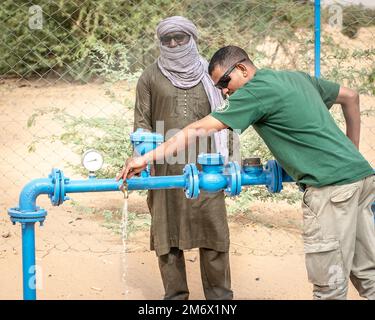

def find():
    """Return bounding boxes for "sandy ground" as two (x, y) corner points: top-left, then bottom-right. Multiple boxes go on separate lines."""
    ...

(1, 27), (374, 300)
(0, 192), (364, 300)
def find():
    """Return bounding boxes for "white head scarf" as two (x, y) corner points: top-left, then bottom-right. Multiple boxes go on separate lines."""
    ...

(156, 16), (229, 162)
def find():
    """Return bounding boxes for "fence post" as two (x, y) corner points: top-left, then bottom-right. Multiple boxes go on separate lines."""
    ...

(314, 0), (321, 78)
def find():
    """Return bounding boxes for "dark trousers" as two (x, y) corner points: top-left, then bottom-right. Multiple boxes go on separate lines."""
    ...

(158, 247), (233, 300)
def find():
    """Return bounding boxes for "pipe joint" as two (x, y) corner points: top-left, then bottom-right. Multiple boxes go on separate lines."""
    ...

(48, 168), (70, 206)
(8, 207), (47, 226)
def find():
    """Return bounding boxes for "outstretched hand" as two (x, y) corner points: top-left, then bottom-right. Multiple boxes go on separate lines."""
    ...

(116, 156), (148, 181)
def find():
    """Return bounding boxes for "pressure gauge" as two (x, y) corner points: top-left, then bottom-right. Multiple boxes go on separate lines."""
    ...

(82, 149), (104, 172)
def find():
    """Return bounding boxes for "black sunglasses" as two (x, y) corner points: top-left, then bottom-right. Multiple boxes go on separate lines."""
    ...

(215, 58), (246, 90)
(160, 33), (190, 46)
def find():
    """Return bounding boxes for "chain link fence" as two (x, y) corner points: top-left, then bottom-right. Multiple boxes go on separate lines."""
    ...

(0, 0), (374, 208)
(0, 2), (374, 299)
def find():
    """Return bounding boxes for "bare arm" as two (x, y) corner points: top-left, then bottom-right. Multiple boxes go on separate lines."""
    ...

(116, 115), (228, 180)
(335, 86), (360, 149)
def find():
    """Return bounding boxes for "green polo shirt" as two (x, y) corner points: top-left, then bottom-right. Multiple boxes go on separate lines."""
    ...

(211, 69), (373, 187)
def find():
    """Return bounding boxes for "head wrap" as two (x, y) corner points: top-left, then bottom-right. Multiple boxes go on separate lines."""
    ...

(156, 16), (198, 41)
(156, 16), (229, 161)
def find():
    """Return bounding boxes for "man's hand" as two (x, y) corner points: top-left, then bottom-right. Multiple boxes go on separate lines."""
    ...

(116, 156), (148, 181)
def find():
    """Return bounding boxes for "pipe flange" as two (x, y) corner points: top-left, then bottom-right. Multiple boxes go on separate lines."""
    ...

(224, 161), (242, 196)
(8, 207), (47, 226)
(183, 164), (200, 199)
(275, 161), (283, 193)
(48, 169), (68, 206)
(48, 169), (61, 205)
(265, 160), (283, 193)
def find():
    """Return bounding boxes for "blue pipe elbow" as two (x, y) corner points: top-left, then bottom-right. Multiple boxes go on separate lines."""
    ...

(19, 178), (54, 212)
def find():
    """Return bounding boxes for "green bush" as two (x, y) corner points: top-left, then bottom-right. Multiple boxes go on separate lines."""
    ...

(1, 0), (314, 79)
(0, 0), (184, 79)
(341, 5), (375, 38)
(2, 0), (374, 80)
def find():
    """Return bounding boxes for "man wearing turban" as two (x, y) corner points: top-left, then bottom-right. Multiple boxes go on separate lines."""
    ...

(132, 16), (233, 300)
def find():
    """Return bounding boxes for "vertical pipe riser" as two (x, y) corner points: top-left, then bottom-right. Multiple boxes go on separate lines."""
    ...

(22, 223), (36, 300)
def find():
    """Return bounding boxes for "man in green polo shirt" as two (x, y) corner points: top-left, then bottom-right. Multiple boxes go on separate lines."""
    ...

(117, 45), (375, 300)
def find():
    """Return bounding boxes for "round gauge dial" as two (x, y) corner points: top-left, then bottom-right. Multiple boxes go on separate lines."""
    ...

(82, 149), (104, 172)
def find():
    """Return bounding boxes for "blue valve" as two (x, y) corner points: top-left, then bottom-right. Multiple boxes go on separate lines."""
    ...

(130, 128), (163, 157)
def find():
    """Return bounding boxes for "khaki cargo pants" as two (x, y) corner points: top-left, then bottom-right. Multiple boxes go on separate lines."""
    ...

(158, 247), (233, 300)
(302, 175), (375, 299)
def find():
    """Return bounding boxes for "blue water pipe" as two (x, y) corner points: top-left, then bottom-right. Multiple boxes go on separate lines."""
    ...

(8, 129), (374, 300)
(8, 129), (295, 300)
(314, 0), (321, 78)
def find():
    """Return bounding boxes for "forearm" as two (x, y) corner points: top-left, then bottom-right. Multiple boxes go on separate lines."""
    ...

(341, 94), (360, 148)
(335, 87), (361, 149)
(143, 122), (207, 163)
(142, 115), (226, 163)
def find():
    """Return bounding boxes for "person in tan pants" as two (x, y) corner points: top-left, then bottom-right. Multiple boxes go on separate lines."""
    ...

(303, 177), (375, 299)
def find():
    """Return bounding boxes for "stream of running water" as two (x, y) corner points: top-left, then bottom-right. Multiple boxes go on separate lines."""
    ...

(121, 197), (129, 295)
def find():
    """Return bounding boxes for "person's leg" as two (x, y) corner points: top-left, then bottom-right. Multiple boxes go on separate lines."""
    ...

(199, 248), (233, 300)
(302, 181), (362, 299)
(158, 247), (189, 300)
(350, 175), (375, 299)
